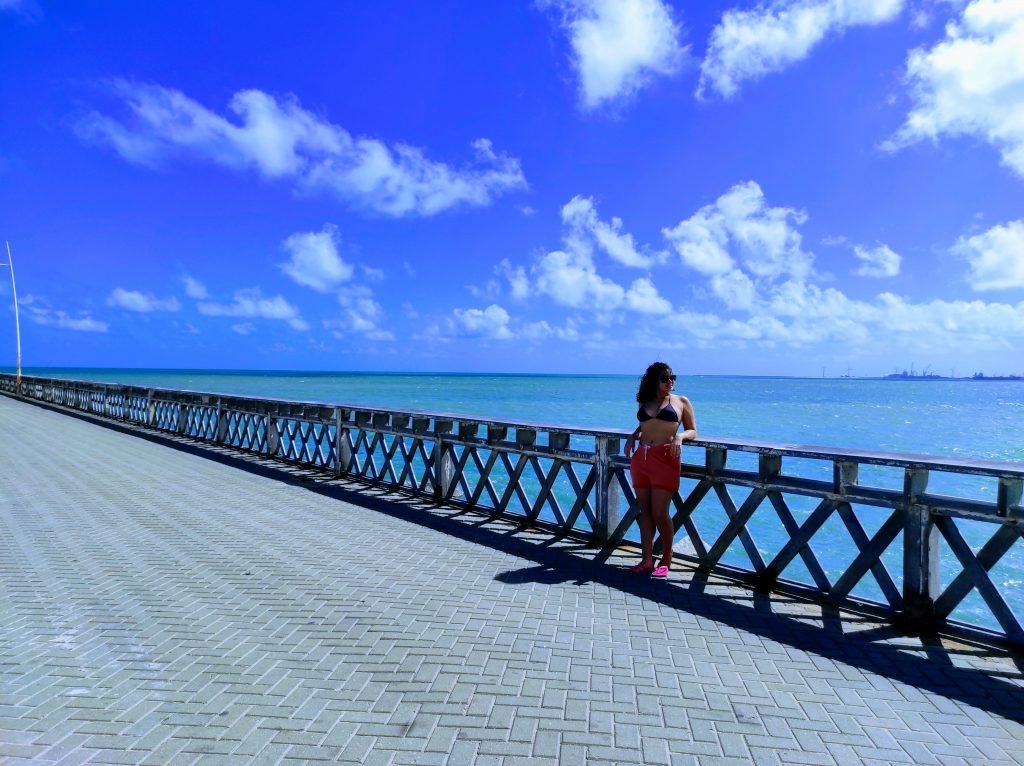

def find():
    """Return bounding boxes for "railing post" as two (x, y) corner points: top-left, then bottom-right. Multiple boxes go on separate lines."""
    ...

(146, 390), (156, 427)
(706, 446), (727, 476)
(215, 397), (227, 445)
(594, 435), (621, 545)
(759, 453), (782, 484)
(998, 477), (1023, 518)
(902, 468), (939, 632)
(121, 387), (130, 422)
(266, 413), (280, 457)
(337, 407), (354, 479)
(432, 419), (454, 502)
(177, 400), (189, 436)
(834, 461), (859, 495)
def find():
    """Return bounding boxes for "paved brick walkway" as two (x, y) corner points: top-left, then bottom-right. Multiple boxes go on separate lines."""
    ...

(1, 395), (1023, 765)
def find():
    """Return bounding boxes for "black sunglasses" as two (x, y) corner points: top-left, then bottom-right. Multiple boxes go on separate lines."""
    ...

(660, 374), (677, 383)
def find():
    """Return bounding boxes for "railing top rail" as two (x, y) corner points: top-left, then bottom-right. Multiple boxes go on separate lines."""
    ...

(6, 372), (1024, 479)
(692, 436), (1024, 478)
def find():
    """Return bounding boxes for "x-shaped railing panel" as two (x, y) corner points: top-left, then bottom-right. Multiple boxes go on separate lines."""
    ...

(828, 503), (903, 608)
(524, 456), (567, 524)
(153, 401), (179, 431)
(224, 411), (266, 453)
(185, 405), (217, 441)
(394, 435), (433, 492)
(277, 418), (334, 468)
(934, 517), (1024, 643)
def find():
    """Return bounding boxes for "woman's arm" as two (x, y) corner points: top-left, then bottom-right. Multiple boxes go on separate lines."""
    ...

(674, 396), (697, 444)
(624, 425), (641, 457)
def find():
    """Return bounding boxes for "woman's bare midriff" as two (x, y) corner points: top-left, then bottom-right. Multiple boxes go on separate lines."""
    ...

(638, 414), (679, 445)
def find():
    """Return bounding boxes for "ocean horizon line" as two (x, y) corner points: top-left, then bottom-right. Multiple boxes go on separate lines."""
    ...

(1, 366), (1013, 382)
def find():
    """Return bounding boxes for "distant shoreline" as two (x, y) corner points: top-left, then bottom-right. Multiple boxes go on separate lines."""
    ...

(875, 374), (1023, 382)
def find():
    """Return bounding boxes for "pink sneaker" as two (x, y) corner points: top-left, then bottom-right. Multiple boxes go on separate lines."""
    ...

(628, 562), (654, 575)
(651, 565), (669, 578)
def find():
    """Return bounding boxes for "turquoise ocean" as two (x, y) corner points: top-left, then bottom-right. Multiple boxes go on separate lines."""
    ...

(17, 367), (1024, 634)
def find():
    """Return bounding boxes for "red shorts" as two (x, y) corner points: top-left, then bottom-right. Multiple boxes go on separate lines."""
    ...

(630, 444), (681, 492)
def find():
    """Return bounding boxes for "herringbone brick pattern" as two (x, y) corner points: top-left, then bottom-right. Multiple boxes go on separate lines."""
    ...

(1, 395), (1022, 765)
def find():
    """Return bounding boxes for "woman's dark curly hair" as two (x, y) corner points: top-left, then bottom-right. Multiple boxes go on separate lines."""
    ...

(636, 361), (672, 405)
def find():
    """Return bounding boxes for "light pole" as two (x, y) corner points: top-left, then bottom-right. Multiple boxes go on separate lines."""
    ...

(1, 241), (22, 391)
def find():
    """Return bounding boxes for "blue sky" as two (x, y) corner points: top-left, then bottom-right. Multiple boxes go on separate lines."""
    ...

(1, 0), (1023, 376)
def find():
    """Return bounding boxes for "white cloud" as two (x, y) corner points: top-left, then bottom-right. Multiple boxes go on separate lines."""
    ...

(885, 0), (1024, 177)
(498, 259), (530, 300)
(660, 183), (893, 345)
(541, 0), (687, 108)
(451, 304), (513, 339)
(821, 234), (849, 246)
(910, 8), (932, 29)
(107, 287), (181, 312)
(520, 319), (582, 341)
(475, 195), (671, 314)
(326, 285), (395, 341)
(78, 82), (528, 216)
(875, 292), (1024, 339)
(561, 195), (660, 268)
(424, 305), (582, 343)
(624, 277), (673, 314)
(467, 279), (501, 301)
(232, 322), (256, 335)
(24, 303), (108, 332)
(709, 270), (759, 311)
(953, 219), (1024, 290)
(699, 0), (905, 99)
(280, 224), (354, 292)
(197, 288), (309, 330)
(182, 275), (209, 299)
(663, 181), (814, 285)
(533, 248), (627, 308)
(853, 243), (902, 277)
(520, 320), (554, 340)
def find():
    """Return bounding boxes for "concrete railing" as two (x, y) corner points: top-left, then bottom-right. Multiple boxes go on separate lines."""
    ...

(3, 373), (1022, 647)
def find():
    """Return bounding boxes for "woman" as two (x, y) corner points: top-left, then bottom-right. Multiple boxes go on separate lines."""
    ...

(624, 362), (698, 578)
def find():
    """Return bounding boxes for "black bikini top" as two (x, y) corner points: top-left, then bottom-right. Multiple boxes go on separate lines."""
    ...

(637, 401), (680, 423)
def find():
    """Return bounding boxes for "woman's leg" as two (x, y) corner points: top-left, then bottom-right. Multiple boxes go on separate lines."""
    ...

(651, 487), (675, 568)
(635, 487), (654, 566)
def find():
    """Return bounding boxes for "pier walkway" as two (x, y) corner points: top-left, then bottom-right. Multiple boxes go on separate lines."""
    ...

(1, 395), (1022, 765)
